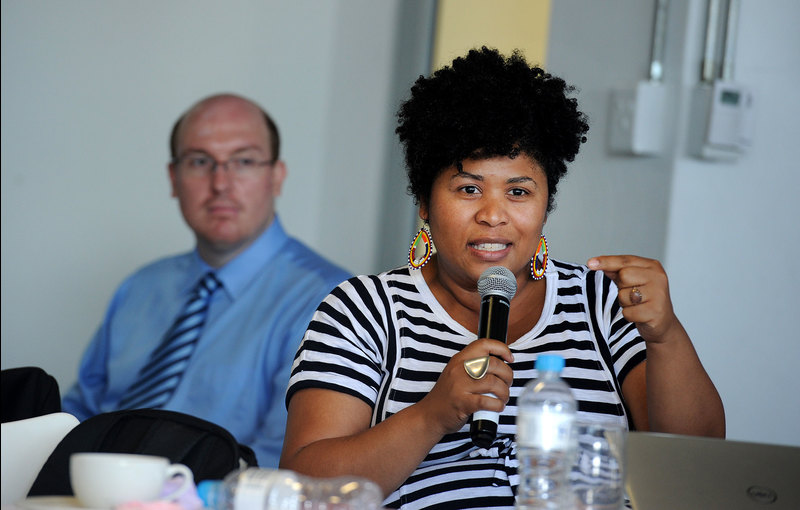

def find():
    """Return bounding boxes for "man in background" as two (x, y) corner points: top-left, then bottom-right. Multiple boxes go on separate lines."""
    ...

(62, 93), (350, 467)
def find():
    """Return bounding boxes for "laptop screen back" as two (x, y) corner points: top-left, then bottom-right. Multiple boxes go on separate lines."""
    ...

(625, 432), (800, 509)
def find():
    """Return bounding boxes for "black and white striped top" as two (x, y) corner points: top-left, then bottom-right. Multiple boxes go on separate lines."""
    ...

(287, 259), (646, 509)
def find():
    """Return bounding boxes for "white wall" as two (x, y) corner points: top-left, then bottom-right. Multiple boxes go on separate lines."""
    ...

(665, 0), (800, 447)
(547, 0), (799, 446)
(546, 0), (674, 263)
(1, 0), (426, 392)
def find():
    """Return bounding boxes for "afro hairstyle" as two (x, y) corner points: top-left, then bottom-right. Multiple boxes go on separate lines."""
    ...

(396, 46), (589, 213)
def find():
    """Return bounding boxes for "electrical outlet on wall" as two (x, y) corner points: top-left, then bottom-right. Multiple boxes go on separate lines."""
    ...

(608, 81), (668, 156)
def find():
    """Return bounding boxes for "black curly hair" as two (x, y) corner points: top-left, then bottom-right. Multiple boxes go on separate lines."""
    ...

(396, 46), (588, 213)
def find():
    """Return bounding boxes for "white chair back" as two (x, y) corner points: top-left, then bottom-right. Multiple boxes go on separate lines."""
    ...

(1, 412), (79, 505)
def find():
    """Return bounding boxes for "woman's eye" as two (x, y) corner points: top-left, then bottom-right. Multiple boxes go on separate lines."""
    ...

(460, 185), (480, 194)
(509, 188), (529, 197)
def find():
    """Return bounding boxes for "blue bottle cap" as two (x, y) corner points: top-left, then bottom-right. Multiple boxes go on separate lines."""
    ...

(196, 480), (222, 508)
(535, 354), (565, 372)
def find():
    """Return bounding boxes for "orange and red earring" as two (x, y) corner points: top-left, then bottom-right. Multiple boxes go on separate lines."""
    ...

(530, 235), (548, 280)
(408, 223), (433, 270)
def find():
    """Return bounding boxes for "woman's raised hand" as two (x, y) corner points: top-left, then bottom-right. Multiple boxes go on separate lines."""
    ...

(587, 255), (680, 344)
(420, 338), (514, 437)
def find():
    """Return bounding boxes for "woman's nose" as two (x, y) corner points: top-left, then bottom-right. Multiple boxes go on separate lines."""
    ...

(475, 196), (508, 226)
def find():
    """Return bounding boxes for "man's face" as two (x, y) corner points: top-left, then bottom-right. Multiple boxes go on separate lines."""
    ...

(169, 96), (286, 265)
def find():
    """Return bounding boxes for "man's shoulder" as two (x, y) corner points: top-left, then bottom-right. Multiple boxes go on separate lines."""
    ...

(280, 237), (351, 283)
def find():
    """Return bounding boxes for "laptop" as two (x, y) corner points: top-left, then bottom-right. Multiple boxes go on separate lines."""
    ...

(625, 432), (800, 510)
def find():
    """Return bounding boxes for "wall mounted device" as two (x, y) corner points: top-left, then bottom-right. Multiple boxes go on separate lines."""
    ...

(690, 80), (754, 160)
(691, 0), (754, 161)
(609, 81), (668, 156)
(608, 0), (670, 157)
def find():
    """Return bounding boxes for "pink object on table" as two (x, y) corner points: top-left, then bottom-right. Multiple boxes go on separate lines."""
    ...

(114, 475), (203, 510)
(115, 501), (183, 510)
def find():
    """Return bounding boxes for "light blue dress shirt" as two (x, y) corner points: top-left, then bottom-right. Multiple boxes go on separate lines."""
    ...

(62, 217), (350, 467)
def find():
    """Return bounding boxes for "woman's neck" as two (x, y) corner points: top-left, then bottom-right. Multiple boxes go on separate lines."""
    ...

(421, 257), (546, 342)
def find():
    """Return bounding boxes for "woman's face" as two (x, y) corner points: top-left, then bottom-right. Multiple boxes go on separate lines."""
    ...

(421, 154), (549, 289)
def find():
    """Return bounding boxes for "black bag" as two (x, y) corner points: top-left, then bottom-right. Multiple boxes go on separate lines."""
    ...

(1, 367), (61, 423)
(28, 408), (258, 496)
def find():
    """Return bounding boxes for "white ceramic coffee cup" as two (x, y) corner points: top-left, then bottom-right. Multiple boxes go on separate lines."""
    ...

(70, 453), (193, 508)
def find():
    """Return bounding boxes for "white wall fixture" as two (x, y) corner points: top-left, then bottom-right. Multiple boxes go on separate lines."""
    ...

(690, 0), (754, 160)
(609, 81), (668, 155)
(608, 0), (670, 156)
(690, 79), (754, 160)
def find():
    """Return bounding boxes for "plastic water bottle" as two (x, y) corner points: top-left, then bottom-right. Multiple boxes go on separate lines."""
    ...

(197, 467), (384, 510)
(515, 354), (578, 510)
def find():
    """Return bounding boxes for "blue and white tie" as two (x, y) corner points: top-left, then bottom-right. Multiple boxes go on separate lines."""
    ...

(118, 272), (221, 410)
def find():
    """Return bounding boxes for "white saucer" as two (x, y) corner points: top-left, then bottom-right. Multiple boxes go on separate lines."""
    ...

(19, 496), (105, 510)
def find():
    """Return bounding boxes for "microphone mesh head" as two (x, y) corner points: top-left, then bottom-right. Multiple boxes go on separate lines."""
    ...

(477, 266), (517, 300)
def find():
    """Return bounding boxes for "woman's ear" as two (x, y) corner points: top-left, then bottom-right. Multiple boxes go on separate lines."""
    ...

(418, 202), (428, 222)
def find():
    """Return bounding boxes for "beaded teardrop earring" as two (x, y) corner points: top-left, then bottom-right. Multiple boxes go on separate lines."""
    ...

(530, 235), (548, 280)
(408, 224), (433, 270)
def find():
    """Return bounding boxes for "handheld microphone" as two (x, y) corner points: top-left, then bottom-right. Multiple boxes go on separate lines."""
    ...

(470, 266), (517, 448)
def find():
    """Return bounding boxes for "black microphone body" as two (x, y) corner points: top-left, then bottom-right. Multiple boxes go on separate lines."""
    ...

(470, 266), (517, 448)
(478, 294), (511, 341)
(470, 292), (511, 448)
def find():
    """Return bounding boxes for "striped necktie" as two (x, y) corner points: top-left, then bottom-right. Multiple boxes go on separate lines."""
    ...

(118, 272), (221, 410)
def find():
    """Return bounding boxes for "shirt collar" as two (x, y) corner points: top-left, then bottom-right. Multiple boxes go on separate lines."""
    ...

(188, 216), (289, 300)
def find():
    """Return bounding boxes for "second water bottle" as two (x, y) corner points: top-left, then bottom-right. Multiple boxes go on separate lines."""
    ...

(197, 467), (384, 510)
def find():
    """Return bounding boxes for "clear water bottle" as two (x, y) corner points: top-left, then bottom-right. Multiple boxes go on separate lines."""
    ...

(197, 467), (384, 510)
(516, 354), (578, 510)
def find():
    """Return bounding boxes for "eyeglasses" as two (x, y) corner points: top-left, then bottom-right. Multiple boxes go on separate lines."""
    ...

(173, 152), (275, 180)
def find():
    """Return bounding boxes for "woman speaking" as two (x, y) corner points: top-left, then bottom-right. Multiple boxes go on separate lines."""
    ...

(280, 47), (725, 509)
